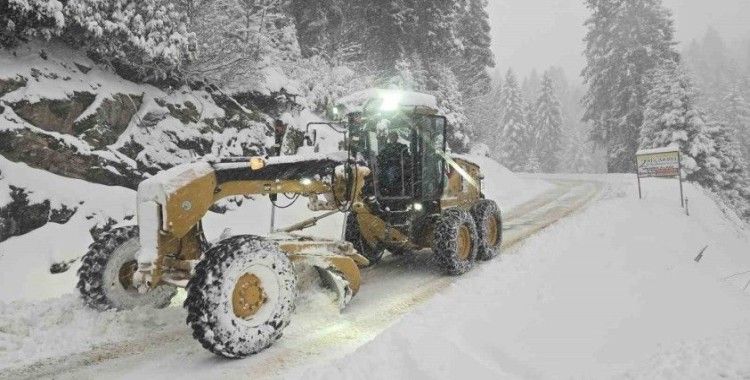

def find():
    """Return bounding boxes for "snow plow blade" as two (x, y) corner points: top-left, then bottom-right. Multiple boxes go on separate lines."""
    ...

(274, 235), (368, 309)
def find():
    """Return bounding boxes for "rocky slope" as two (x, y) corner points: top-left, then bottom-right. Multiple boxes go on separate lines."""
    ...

(0, 42), (303, 243)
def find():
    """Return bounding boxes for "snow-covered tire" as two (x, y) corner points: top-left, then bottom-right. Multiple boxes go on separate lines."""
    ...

(345, 212), (385, 265)
(184, 235), (297, 358)
(471, 200), (503, 260)
(77, 226), (176, 311)
(432, 209), (478, 275)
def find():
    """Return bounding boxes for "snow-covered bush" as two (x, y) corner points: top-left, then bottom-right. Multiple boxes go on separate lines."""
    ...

(1, 0), (194, 82)
(1, 0), (65, 46)
(183, 0), (299, 93)
(281, 56), (372, 112)
(65, 0), (194, 81)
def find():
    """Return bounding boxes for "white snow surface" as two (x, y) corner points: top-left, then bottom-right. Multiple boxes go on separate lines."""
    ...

(0, 156), (134, 302)
(0, 42), (152, 104)
(3, 161), (749, 378)
(637, 146), (681, 155)
(137, 161), (214, 205)
(292, 175), (750, 379)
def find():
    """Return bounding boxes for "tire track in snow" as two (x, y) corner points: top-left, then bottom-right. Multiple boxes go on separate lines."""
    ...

(1, 178), (602, 380)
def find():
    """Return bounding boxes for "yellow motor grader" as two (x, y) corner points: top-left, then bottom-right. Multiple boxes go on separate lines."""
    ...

(77, 89), (503, 358)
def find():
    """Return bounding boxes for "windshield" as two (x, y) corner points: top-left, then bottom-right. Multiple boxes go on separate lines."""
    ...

(360, 113), (446, 201)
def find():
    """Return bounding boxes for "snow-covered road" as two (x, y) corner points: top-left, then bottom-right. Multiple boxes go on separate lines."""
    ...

(0, 178), (601, 380)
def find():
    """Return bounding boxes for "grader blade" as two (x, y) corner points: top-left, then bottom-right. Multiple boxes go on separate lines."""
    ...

(315, 266), (354, 309)
(275, 236), (367, 310)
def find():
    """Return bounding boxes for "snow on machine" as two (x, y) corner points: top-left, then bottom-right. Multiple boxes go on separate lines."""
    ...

(76, 89), (503, 358)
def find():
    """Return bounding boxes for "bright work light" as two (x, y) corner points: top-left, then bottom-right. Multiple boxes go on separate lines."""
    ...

(380, 90), (403, 111)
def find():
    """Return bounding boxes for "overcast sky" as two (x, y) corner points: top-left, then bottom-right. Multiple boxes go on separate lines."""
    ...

(487, 0), (750, 82)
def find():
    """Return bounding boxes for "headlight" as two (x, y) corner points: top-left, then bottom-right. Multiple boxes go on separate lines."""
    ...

(249, 157), (266, 170)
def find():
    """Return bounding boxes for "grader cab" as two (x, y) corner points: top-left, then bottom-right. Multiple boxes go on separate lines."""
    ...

(76, 89), (503, 358)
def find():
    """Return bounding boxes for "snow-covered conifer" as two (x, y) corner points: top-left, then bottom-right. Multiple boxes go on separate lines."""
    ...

(534, 72), (564, 173)
(2, 0), (194, 82)
(499, 70), (529, 171)
(290, 0), (344, 59)
(523, 152), (542, 173)
(0, 0), (65, 46)
(724, 86), (750, 167)
(641, 61), (750, 219)
(454, 0), (495, 97)
(582, 0), (679, 173)
(640, 61), (711, 179)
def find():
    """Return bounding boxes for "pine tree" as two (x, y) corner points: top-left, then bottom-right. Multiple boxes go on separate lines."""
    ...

(522, 69), (541, 100)
(535, 72), (564, 173)
(466, 77), (502, 143)
(426, 63), (469, 151)
(724, 86), (750, 168)
(524, 101), (538, 151)
(499, 70), (529, 171)
(411, 0), (460, 59)
(360, 0), (416, 78)
(640, 61), (712, 179)
(705, 122), (750, 218)
(564, 127), (596, 173)
(453, 0), (495, 97)
(523, 152), (542, 173)
(290, 0), (344, 59)
(582, 0), (679, 173)
(641, 61), (750, 219)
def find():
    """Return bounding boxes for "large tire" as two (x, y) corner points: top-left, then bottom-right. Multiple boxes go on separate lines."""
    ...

(77, 226), (176, 311)
(344, 213), (385, 265)
(185, 235), (297, 358)
(471, 200), (503, 261)
(432, 209), (479, 275)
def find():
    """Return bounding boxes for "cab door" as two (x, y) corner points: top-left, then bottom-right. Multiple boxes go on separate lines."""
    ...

(416, 115), (447, 202)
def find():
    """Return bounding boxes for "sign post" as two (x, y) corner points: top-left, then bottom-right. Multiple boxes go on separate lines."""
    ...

(636, 147), (684, 207)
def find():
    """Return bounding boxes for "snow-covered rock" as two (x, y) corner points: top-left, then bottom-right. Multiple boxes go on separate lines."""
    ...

(0, 42), (312, 240)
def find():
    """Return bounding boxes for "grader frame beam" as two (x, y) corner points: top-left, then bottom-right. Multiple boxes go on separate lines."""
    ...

(136, 155), (372, 292)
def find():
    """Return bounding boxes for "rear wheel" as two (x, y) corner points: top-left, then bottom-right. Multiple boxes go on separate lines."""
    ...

(344, 213), (385, 265)
(471, 200), (503, 260)
(185, 235), (297, 358)
(77, 226), (176, 311)
(432, 209), (478, 275)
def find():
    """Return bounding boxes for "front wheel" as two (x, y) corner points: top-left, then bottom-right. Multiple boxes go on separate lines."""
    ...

(184, 235), (297, 358)
(77, 226), (176, 311)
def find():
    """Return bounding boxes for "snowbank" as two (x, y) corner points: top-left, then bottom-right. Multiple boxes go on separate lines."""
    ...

(0, 156), (134, 302)
(459, 154), (552, 208)
(0, 42), (155, 104)
(293, 175), (750, 379)
(0, 295), (186, 370)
